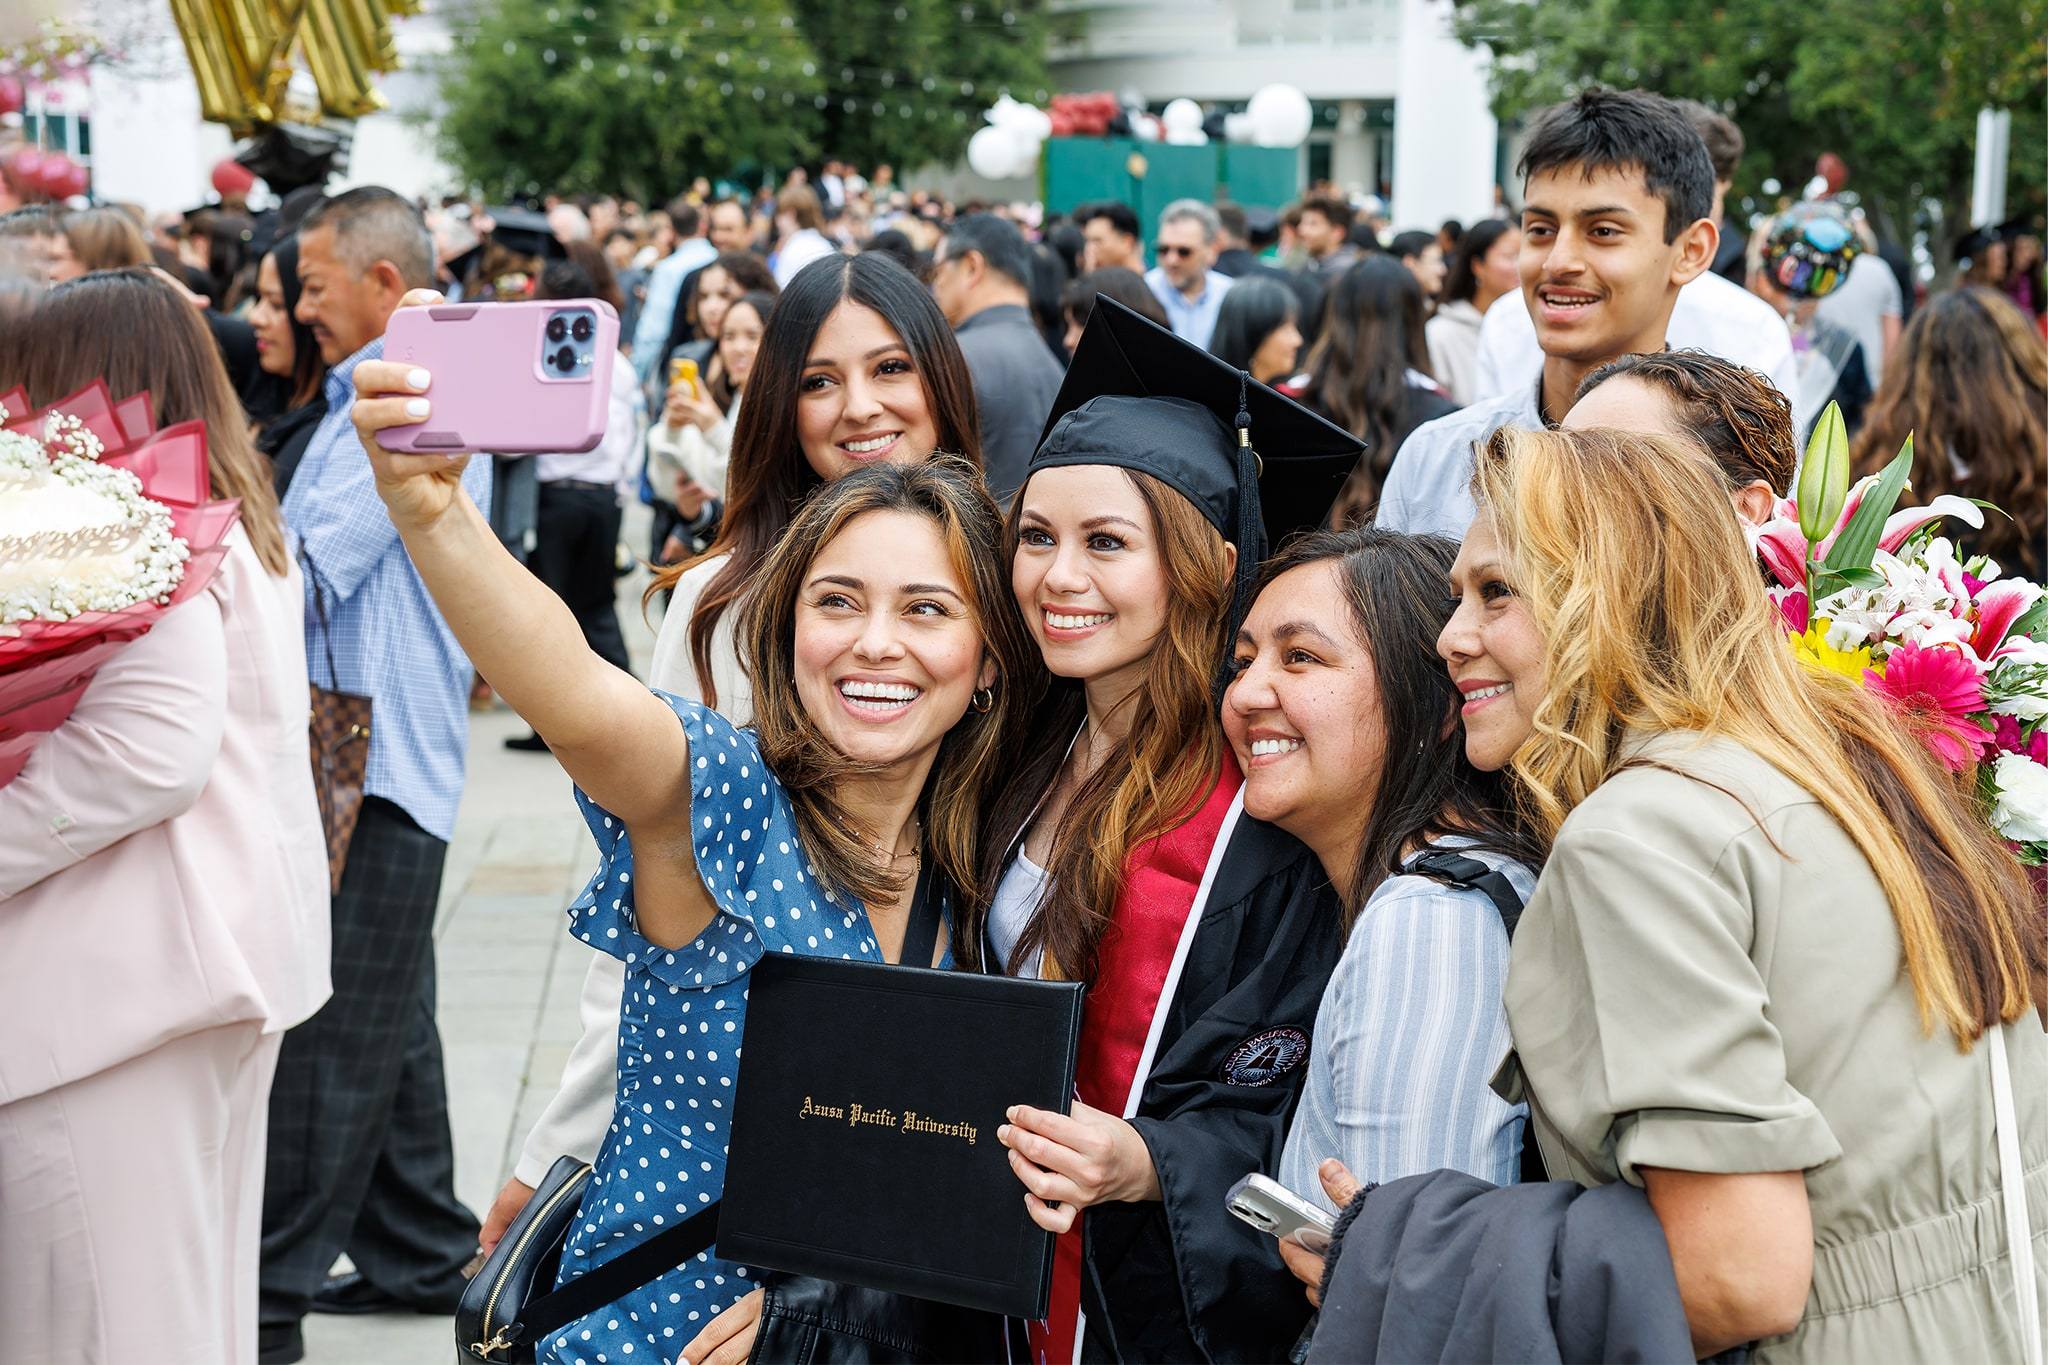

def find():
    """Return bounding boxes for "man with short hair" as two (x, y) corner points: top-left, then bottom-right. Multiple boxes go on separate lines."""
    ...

(1389, 228), (1448, 303)
(1295, 192), (1362, 281)
(1468, 97), (1802, 432)
(931, 212), (1065, 501)
(1378, 89), (1736, 539)
(771, 183), (838, 287)
(261, 186), (489, 1365)
(631, 197), (715, 384)
(1077, 201), (1145, 274)
(1143, 199), (1235, 349)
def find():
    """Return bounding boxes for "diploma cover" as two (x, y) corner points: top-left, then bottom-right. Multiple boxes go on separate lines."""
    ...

(719, 956), (1084, 1318)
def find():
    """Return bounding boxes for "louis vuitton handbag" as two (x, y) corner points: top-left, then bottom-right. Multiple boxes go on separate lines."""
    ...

(302, 549), (370, 894)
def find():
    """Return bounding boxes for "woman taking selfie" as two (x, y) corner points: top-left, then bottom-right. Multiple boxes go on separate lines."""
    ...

(479, 250), (984, 1266)
(351, 326), (1030, 1359)
(986, 300), (1364, 1363)
(1438, 426), (2046, 1361)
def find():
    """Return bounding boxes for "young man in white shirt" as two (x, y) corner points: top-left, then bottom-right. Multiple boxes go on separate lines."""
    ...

(1378, 89), (1729, 538)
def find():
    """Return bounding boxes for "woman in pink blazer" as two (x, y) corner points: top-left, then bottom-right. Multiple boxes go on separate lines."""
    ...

(0, 270), (331, 1365)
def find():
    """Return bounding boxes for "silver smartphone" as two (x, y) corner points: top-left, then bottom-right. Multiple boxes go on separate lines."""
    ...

(1225, 1173), (1336, 1254)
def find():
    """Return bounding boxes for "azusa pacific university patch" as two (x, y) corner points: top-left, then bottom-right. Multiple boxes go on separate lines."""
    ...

(1219, 1027), (1309, 1087)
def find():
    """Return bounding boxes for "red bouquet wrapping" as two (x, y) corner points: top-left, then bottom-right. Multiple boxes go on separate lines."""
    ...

(0, 380), (242, 786)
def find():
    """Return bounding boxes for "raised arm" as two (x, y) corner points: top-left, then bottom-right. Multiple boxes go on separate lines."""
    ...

(348, 343), (685, 833)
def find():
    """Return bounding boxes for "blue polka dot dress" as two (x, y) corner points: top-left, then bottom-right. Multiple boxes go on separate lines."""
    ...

(541, 693), (885, 1365)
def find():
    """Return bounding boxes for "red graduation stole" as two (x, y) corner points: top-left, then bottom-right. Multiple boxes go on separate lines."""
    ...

(1028, 754), (1242, 1365)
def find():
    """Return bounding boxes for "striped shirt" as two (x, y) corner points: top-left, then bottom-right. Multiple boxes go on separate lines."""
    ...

(282, 337), (492, 842)
(1278, 841), (1535, 1211)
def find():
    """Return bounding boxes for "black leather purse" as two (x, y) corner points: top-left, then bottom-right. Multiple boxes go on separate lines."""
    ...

(454, 1156), (719, 1363)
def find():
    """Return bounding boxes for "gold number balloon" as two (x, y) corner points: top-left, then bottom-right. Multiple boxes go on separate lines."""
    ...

(171, 0), (415, 131)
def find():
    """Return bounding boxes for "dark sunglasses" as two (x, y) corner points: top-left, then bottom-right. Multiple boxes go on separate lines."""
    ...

(1154, 243), (1198, 258)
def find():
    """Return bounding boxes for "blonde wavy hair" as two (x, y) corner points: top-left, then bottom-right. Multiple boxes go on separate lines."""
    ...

(1475, 424), (2042, 1045)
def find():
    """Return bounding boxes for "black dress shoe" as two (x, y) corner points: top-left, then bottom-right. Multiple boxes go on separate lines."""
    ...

(503, 732), (550, 752)
(312, 1269), (466, 1315)
(257, 1321), (304, 1364)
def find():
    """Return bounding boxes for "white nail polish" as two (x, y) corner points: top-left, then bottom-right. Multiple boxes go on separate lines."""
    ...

(405, 398), (430, 418)
(408, 368), (431, 389)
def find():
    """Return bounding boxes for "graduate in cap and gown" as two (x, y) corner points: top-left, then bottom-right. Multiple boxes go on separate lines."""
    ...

(977, 297), (1364, 1363)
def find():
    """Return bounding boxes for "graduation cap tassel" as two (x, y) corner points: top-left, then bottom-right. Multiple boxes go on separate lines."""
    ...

(1234, 371), (1252, 448)
(1221, 369), (1266, 708)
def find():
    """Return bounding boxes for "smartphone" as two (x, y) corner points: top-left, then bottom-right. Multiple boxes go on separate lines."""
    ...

(1225, 1173), (1336, 1254)
(668, 355), (700, 399)
(382, 298), (618, 454)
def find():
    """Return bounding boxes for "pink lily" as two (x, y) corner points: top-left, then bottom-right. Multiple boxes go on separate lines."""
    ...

(1772, 587), (1810, 635)
(1878, 495), (1984, 554)
(1970, 578), (2044, 662)
(1756, 517), (1809, 589)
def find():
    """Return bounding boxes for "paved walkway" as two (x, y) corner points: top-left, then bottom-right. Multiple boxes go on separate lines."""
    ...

(306, 530), (662, 1364)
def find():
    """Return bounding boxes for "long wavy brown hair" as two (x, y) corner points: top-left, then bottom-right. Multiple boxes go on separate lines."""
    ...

(1476, 424), (2041, 1045)
(0, 268), (289, 575)
(965, 470), (1235, 979)
(1851, 286), (2047, 581)
(649, 252), (981, 707)
(738, 458), (1037, 916)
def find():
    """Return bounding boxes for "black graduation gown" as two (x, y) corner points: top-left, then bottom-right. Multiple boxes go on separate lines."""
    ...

(1069, 812), (1343, 1363)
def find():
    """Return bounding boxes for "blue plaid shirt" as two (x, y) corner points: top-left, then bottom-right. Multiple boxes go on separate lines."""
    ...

(283, 337), (492, 842)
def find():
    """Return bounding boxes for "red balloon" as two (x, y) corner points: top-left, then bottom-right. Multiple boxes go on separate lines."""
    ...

(55, 160), (88, 200)
(211, 157), (255, 197)
(31, 153), (76, 197)
(0, 77), (22, 116)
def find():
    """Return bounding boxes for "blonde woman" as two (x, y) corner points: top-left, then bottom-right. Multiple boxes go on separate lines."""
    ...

(1466, 425), (2045, 1361)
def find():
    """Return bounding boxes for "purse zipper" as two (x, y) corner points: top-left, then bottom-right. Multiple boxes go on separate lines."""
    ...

(473, 1162), (594, 1359)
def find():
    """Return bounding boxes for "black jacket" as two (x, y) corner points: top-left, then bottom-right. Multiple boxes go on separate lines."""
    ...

(1308, 1170), (1694, 1364)
(1078, 813), (1342, 1364)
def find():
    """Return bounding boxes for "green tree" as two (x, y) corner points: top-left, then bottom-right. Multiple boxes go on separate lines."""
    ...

(1451, 0), (2047, 275)
(790, 0), (1056, 172)
(436, 0), (1062, 197)
(437, 0), (824, 202)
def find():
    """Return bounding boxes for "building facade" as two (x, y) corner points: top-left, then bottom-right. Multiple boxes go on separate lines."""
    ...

(1048, 0), (1503, 231)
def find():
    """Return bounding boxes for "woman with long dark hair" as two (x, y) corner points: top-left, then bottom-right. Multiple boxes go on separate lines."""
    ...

(0, 270), (328, 1362)
(347, 327), (1032, 1356)
(477, 249), (982, 1268)
(1426, 218), (1520, 404)
(1208, 275), (1304, 385)
(1850, 285), (2046, 580)
(245, 233), (329, 494)
(1300, 256), (1457, 526)
(1224, 529), (1545, 1217)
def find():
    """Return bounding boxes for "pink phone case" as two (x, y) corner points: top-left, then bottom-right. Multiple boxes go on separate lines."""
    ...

(381, 299), (619, 454)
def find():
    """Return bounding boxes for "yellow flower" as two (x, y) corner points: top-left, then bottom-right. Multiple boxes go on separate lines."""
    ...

(1788, 617), (1877, 682)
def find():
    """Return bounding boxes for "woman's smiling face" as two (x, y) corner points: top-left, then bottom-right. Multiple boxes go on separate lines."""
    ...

(793, 508), (991, 772)
(1438, 514), (1547, 772)
(795, 300), (940, 481)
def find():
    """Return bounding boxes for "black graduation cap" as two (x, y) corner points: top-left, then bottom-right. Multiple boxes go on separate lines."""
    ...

(1030, 295), (1365, 623)
(443, 206), (568, 287)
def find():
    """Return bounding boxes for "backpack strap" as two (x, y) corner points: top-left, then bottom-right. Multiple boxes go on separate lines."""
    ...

(1405, 847), (1548, 1185)
(1405, 848), (1525, 938)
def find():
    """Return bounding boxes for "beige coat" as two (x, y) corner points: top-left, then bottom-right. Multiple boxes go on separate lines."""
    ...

(1499, 731), (2047, 1362)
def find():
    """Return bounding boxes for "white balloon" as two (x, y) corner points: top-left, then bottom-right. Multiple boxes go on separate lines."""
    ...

(1223, 112), (1254, 143)
(1131, 112), (1163, 142)
(1162, 98), (1204, 135)
(1165, 128), (1209, 147)
(968, 124), (1022, 180)
(1246, 83), (1312, 149)
(1002, 123), (1041, 173)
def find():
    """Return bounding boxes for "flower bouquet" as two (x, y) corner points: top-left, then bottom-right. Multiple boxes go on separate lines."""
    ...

(1759, 403), (2048, 864)
(0, 380), (242, 786)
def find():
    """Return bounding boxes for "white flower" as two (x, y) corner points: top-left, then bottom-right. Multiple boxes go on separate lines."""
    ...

(1988, 753), (2048, 844)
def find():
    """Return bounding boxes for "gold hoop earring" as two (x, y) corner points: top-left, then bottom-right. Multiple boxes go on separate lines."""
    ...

(971, 686), (994, 714)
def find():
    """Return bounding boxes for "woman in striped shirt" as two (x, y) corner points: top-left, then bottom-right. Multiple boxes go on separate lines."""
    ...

(1223, 527), (1546, 1222)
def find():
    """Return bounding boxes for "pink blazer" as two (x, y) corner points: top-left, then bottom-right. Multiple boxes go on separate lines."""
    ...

(0, 530), (332, 1103)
